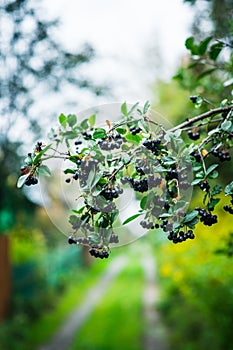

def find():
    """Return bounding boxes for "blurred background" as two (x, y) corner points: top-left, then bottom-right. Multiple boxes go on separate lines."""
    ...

(0, 0), (233, 349)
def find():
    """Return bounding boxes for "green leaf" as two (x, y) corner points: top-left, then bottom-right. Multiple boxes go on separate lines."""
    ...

(63, 168), (76, 175)
(225, 181), (233, 196)
(80, 119), (89, 130)
(143, 100), (150, 114)
(209, 42), (224, 61)
(191, 178), (203, 185)
(59, 113), (67, 126)
(17, 174), (30, 188)
(93, 128), (107, 139)
(121, 102), (128, 116)
(125, 133), (141, 145)
(67, 114), (77, 127)
(186, 217), (199, 229)
(128, 102), (139, 116)
(181, 210), (199, 224)
(37, 165), (51, 177)
(199, 36), (212, 55)
(116, 127), (127, 135)
(185, 36), (199, 55)
(208, 198), (220, 211)
(123, 213), (142, 225)
(211, 185), (222, 196)
(206, 164), (218, 176)
(198, 68), (217, 80)
(221, 120), (232, 131)
(33, 144), (52, 164)
(91, 172), (103, 189)
(62, 131), (78, 139)
(209, 170), (218, 179)
(88, 114), (96, 128)
(86, 168), (95, 189)
(140, 196), (148, 210)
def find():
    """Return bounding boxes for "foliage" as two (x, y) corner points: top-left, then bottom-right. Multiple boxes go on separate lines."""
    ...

(0, 0), (105, 140)
(17, 91), (233, 258)
(156, 202), (233, 350)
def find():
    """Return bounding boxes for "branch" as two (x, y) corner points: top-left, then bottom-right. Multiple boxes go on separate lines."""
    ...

(169, 105), (233, 133)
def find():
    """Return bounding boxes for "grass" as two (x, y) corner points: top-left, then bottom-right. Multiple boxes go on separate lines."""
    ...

(69, 248), (145, 350)
(26, 253), (111, 349)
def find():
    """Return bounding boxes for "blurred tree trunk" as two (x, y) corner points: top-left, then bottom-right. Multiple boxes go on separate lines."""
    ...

(0, 235), (11, 321)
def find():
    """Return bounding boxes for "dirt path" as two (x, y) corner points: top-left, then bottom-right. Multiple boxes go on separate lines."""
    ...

(38, 256), (127, 350)
(142, 246), (167, 350)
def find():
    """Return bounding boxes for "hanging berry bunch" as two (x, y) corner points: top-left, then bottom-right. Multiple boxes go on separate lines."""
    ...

(17, 100), (233, 258)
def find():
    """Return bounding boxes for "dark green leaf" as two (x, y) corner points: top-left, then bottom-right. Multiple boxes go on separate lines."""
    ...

(140, 196), (148, 210)
(185, 37), (199, 55)
(209, 170), (218, 179)
(191, 178), (203, 185)
(209, 42), (224, 61)
(198, 68), (217, 80)
(206, 164), (218, 176)
(64, 168), (76, 174)
(186, 216), (199, 229)
(225, 181), (233, 196)
(208, 198), (220, 211)
(199, 36), (212, 55)
(33, 144), (52, 164)
(123, 213), (142, 225)
(181, 210), (199, 224)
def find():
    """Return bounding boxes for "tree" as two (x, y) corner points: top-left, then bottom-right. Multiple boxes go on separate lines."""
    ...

(0, 0), (106, 319)
(17, 34), (233, 260)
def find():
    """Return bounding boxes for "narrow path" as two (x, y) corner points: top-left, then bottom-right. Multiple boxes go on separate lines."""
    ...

(38, 256), (127, 350)
(141, 246), (167, 350)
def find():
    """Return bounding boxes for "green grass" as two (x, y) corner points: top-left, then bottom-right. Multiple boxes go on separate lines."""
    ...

(26, 254), (111, 349)
(69, 250), (144, 350)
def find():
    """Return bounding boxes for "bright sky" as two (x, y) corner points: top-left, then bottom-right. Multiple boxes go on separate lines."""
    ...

(42, 0), (194, 106)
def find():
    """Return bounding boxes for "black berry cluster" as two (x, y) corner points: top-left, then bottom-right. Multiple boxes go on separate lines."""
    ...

(140, 220), (154, 229)
(129, 125), (142, 135)
(191, 150), (201, 162)
(101, 186), (123, 200)
(212, 148), (231, 162)
(166, 170), (178, 181)
(188, 129), (200, 140)
(199, 180), (210, 192)
(35, 141), (43, 152)
(167, 229), (195, 243)
(143, 138), (161, 155)
(98, 134), (124, 150)
(89, 248), (109, 259)
(25, 176), (38, 186)
(196, 207), (217, 226)
(223, 205), (233, 214)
